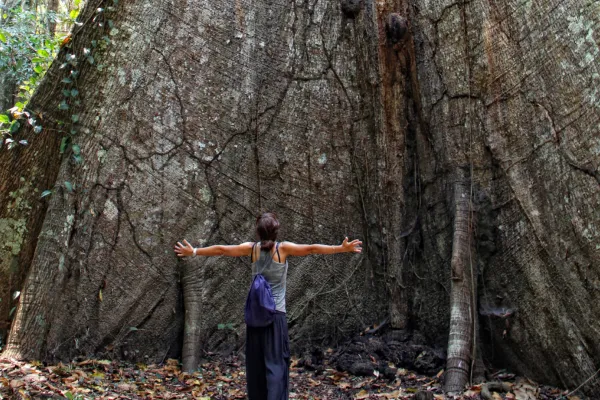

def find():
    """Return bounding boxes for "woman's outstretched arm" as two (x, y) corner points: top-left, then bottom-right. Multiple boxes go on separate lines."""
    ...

(280, 237), (362, 258)
(174, 239), (254, 257)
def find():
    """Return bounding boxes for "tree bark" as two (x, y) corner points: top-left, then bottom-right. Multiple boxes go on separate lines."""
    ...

(0, 0), (64, 346)
(1, 0), (599, 396)
(4, 0), (387, 366)
(444, 169), (476, 393)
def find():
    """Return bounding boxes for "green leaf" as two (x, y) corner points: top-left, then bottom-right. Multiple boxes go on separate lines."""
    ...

(37, 49), (50, 58)
(71, 89), (79, 97)
(69, 9), (79, 20)
(0, 114), (9, 124)
(129, 327), (138, 332)
(15, 102), (24, 110)
(0, 31), (7, 43)
(64, 181), (73, 192)
(71, 114), (79, 123)
(31, 57), (45, 63)
(217, 324), (225, 330)
(59, 100), (69, 110)
(34, 66), (44, 74)
(41, 190), (52, 198)
(73, 154), (82, 164)
(110, 28), (119, 36)
(86, 55), (95, 65)
(72, 144), (81, 155)
(9, 120), (20, 133)
(9, 306), (15, 317)
(62, 77), (72, 84)
(60, 137), (70, 153)
(34, 125), (43, 134)
(62, 89), (71, 97)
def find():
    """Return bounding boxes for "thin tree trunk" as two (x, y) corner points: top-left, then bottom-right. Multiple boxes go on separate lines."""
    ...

(47, 0), (59, 36)
(0, 73), (15, 111)
(182, 263), (203, 372)
(444, 168), (476, 393)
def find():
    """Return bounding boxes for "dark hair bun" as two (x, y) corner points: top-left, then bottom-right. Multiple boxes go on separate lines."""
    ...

(256, 213), (280, 251)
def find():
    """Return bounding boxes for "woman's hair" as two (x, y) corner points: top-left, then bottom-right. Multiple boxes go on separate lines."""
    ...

(256, 212), (280, 251)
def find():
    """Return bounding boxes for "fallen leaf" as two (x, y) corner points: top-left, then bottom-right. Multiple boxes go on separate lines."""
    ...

(376, 389), (402, 398)
(513, 377), (539, 400)
(10, 379), (26, 388)
(337, 381), (351, 389)
(355, 389), (369, 399)
(308, 378), (321, 386)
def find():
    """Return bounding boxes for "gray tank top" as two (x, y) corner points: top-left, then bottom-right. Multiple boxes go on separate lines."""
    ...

(251, 242), (288, 313)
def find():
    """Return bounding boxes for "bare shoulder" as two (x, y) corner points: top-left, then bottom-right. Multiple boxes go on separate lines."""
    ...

(279, 241), (298, 252)
(277, 241), (292, 257)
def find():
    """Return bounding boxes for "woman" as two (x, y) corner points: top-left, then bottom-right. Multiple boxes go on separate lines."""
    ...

(174, 212), (362, 400)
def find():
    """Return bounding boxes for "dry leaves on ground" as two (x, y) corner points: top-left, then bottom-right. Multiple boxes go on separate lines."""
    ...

(0, 356), (580, 399)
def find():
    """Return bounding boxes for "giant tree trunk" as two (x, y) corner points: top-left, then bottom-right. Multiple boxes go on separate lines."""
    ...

(410, 0), (600, 394)
(1, 0), (600, 396)
(3, 0), (389, 364)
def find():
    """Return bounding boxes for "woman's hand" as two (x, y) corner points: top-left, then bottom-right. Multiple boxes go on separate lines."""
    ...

(174, 239), (195, 257)
(341, 237), (362, 253)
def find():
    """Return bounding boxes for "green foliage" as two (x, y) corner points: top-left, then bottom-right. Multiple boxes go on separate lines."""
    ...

(0, 6), (60, 147)
(0, 7), (59, 103)
(0, 0), (116, 163)
(0, 1), (86, 149)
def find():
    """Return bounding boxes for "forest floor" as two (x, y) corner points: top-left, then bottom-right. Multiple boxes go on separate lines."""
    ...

(0, 354), (579, 400)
